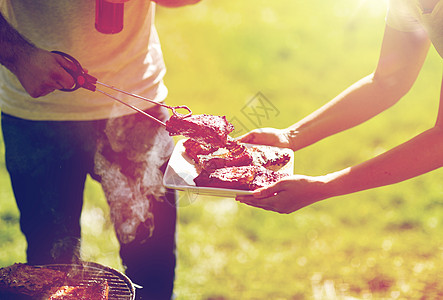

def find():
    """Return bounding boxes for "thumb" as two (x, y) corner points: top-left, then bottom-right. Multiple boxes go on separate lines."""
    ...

(237, 131), (259, 144)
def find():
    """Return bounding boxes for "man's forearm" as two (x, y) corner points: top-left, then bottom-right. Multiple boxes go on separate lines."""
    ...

(0, 12), (35, 74)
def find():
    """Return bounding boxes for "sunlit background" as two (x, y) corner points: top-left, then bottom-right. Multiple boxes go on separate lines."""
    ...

(2, 0), (443, 298)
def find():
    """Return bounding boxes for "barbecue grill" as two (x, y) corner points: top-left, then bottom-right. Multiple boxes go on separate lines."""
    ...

(41, 262), (135, 300)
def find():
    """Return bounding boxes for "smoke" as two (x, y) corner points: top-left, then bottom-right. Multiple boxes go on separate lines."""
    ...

(50, 237), (82, 264)
(94, 107), (174, 244)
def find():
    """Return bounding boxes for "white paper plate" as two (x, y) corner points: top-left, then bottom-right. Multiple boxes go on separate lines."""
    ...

(162, 139), (294, 198)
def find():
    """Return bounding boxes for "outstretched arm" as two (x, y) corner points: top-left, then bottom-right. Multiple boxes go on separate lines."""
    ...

(239, 25), (431, 151)
(0, 13), (74, 98)
(237, 26), (443, 213)
(238, 106), (443, 213)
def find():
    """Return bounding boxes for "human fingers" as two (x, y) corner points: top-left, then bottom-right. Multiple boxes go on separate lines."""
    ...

(235, 179), (302, 213)
(237, 129), (278, 146)
(51, 53), (76, 90)
(236, 131), (259, 144)
(35, 76), (66, 97)
(236, 182), (281, 203)
(29, 88), (52, 98)
(238, 190), (300, 214)
(236, 193), (272, 209)
(252, 183), (282, 199)
(53, 53), (75, 71)
(28, 82), (58, 98)
(33, 75), (67, 97)
(237, 128), (292, 149)
(236, 190), (286, 213)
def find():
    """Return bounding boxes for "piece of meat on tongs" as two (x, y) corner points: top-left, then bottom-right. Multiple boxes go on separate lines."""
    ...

(165, 113), (235, 147)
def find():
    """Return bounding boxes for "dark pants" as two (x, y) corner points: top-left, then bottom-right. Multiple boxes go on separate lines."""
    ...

(1, 112), (176, 300)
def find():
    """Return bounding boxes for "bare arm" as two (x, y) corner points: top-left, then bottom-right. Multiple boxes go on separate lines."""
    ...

(0, 13), (34, 72)
(288, 25), (430, 150)
(329, 74), (443, 197)
(239, 89), (443, 214)
(237, 26), (443, 213)
(239, 25), (431, 151)
(0, 13), (74, 98)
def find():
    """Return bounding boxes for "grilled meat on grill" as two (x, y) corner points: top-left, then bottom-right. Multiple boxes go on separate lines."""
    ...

(0, 263), (111, 300)
(0, 263), (66, 297)
(47, 280), (109, 300)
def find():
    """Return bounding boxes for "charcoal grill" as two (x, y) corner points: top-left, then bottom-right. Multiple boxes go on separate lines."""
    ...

(41, 262), (135, 300)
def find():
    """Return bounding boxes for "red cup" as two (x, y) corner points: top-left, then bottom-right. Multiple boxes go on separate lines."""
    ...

(95, 0), (124, 34)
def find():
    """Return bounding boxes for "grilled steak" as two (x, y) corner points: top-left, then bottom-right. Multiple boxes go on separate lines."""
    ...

(194, 165), (288, 191)
(0, 263), (66, 297)
(165, 114), (234, 147)
(248, 145), (291, 171)
(184, 139), (291, 172)
(181, 137), (292, 191)
(182, 138), (218, 163)
(185, 139), (253, 172)
(47, 280), (109, 300)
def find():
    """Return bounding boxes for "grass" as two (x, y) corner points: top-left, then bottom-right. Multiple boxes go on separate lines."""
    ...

(2, 0), (443, 298)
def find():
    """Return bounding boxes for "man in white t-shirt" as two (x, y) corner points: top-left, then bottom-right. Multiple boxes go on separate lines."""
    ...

(237, 0), (443, 214)
(0, 1), (199, 299)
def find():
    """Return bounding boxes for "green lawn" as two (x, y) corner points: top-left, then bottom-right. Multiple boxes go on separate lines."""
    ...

(2, 0), (443, 299)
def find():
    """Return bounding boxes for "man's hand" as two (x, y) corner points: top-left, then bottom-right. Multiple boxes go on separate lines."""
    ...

(13, 49), (75, 98)
(0, 12), (75, 98)
(152, 0), (201, 7)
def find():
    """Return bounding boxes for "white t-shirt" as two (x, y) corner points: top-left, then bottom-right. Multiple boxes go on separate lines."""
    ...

(386, 0), (443, 58)
(0, 0), (168, 121)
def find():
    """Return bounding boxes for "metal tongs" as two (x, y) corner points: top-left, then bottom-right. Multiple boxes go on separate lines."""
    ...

(52, 51), (192, 126)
